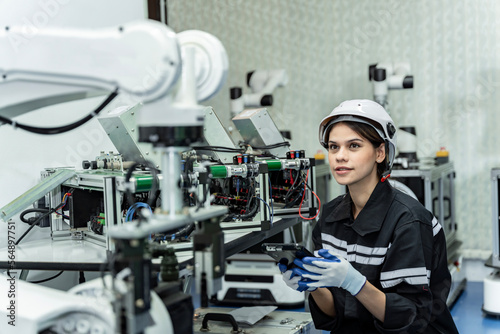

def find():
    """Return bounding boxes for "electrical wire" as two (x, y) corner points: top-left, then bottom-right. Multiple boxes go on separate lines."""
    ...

(244, 179), (254, 212)
(155, 222), (196, 242)
(284, 170), (301, 204)
(299, 169), (321, 221)
(124, 202), (153, 240)
(16, 192), (72, 245)
(192, 145), (245, 153)
(256, 196), (273, 225)
(54, 192), (72, 220)
(125, 202), (153, 221)
(249, 141), (290, 150)
(20, 208), (49, 224)
(283, 171), (305, 209)
(0, 88), (119, 135)
(28, 271), (64, 284)
(15, 213), (51, 245)
(90, 215), (105, 235)
(222, 191), (260, 222)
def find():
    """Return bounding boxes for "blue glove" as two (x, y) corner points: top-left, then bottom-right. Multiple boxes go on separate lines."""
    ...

(278, 263), (317, 292)
(277, 263), (288, 273)
(293, 249), (366, 296)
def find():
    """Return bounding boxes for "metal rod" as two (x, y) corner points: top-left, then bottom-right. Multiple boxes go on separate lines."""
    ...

(161, 147), (183, 217)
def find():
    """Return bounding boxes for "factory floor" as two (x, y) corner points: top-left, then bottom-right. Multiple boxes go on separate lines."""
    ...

(450, 281), (500, 333)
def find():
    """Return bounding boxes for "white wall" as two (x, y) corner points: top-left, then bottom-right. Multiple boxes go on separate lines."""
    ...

(167, 0), (500, 258)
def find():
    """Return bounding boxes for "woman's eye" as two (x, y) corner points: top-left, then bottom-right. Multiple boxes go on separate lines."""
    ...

(329, 145), (338, 150)
(350, 143), (360, 149)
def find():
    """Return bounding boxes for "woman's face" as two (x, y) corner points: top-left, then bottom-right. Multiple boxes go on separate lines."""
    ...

(327, 122), (385, 188)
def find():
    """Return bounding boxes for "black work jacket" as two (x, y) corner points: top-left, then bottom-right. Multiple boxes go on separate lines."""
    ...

(309, 181), (459, 333)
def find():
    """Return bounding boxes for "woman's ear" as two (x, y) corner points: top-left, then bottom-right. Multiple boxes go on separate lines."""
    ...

(376, 143), (386, 163)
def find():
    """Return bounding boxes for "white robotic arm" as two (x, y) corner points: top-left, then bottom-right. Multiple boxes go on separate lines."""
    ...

(0, 21), (228, 131)
(369, 62), (413, 109)
(230, 69), (288, 117)
(0, 20), (181, 110)
(0, 19), (193, 140)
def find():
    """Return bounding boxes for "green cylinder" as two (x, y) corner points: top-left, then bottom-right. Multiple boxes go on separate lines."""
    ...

(209, 165), (228, 178)
(265, 159), (282, 171)
(134, 175), (153, 192)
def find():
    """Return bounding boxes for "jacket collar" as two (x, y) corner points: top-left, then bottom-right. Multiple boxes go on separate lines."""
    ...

(325, 181), (395, 236)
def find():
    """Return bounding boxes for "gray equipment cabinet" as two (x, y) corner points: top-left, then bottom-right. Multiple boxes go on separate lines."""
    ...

(490, 168), (500, 268)
(390, 162), (465, 307)
(391, 162), (457, 243)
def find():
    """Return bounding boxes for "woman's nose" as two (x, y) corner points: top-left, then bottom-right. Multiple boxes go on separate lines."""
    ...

(335, 147), (348, 161)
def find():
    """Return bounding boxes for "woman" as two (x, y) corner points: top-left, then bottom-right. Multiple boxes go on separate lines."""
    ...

(281, 100), (458, 333)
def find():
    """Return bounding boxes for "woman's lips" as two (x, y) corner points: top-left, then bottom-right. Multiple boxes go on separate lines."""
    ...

(335, 167), (352, 175)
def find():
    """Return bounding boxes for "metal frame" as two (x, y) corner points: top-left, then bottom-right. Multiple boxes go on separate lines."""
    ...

(391, 162), (457, 244)
(491, 168), (500, 268)
(262, 163), (317, 220)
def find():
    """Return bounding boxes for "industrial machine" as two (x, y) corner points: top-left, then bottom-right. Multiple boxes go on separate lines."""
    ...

(4, 103), (318, 249)
(195, 106), (319, 307)
(0, 16), (235, 333)
(390, 162), (465, 307)
(483, 168), (500, 316)
(0, 14), (320, 332)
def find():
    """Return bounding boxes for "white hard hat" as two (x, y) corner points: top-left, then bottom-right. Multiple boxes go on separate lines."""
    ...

(318, 99), (397, 176)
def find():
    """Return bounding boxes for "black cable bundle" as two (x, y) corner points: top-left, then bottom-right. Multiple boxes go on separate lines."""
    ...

(0, 89), (118, 135)
(16, 208), (55, 245)
(90, 215), (104, 235)
(191, 145), (245, 154)
(250, 141), (290, 150)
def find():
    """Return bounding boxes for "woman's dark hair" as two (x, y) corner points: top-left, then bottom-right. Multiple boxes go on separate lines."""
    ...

(343, 121), (388, 178)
